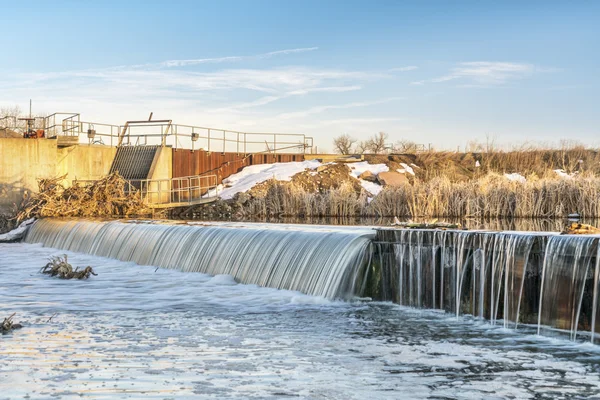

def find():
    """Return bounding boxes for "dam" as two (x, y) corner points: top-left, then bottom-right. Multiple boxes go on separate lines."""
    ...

(0, 112), (312, 212)
(24, 218), (600, 343)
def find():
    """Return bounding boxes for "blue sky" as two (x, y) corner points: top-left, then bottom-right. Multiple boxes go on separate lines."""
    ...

(1, 0), (598, 150)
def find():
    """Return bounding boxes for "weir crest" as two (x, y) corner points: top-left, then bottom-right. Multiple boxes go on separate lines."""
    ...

(25, 219), (600, 342)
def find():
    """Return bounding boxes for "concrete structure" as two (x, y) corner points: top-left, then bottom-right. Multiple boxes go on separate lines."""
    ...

(0, 139), (117, 213)
(1, 112), (313, 211)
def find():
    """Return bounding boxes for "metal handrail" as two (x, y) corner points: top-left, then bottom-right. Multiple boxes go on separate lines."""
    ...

(76, 174), (219, 207)
(6, 111), (314, 154)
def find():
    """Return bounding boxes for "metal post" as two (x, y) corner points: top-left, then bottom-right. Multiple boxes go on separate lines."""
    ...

(223, 130), (226, 153)
(208, 129), (211, 152)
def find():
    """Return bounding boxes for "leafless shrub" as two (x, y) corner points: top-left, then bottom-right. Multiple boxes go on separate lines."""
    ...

(332, 134), (356, 154)
(366, 132), (388, 154)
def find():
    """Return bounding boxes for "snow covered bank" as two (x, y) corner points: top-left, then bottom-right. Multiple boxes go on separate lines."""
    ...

(0, 218), (35, 242)
(209, 160), (390, 199)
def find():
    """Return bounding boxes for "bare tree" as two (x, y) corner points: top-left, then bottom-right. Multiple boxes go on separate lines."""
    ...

(332, 134), (356, 154)
(0, 105), (22, 118)
(0, 105), (22, 137)
(355, 140), (368, 154)
(394, 139), (420, 153)
(367, 132), (388, 154)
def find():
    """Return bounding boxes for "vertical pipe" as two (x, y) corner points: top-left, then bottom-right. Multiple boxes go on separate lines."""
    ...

(223, 130), (226, 153)
(208, 129), (211, 152)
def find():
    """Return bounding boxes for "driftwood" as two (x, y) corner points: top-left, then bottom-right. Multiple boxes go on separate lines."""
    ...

(392, 217), (461, 230)
(1, 313), (22, 334)
(16, 172), (149, 222)
(562, 223), (600, 235)
(41, 255), (98, 280)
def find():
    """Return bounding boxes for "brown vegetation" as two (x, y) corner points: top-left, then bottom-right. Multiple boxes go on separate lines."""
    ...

(206, 173), (600, 219)
(365, 147), (600, 182)
(16, 172), (150, 222)
(562, 223), (600, 235)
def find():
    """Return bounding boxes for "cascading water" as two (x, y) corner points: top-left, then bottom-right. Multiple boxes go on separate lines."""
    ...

(538, 235), (599, 340)
(25, 219), (374, 299)
(24, 219), (600, 341)
(376, 228), (600, 342)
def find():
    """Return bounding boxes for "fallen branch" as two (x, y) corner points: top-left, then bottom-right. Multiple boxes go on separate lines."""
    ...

(41, 255), (98, 280)
(16, 172), (150, 222)
(1, 313), (22, 334)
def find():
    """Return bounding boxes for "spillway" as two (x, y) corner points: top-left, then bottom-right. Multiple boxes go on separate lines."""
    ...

(24, 219), (600, 342)
(25, 219), (374, 299)
(376, 228), (600, 342)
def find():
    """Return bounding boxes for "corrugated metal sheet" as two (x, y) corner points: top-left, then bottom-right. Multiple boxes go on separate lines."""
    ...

(172, 150), (304, 183)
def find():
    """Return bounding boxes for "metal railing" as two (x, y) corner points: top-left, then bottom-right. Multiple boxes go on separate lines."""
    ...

(0, 112), (314, 153)
(75, 174), (219, 208)
(43, 113), (80, 138)
(127, 174), (219, 206)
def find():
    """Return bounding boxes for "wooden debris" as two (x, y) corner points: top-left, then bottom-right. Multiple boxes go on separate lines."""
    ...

(16, 172), (149, 222)
(392, 217), (461, 230)
(562, 223), (600, 235)
(1, 313), (22, 334)
(40, 255), (98, 280)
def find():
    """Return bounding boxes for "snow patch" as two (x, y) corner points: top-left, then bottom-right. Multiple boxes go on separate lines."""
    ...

(504, 173), (526, 183)
(348, 161), (389, 178)
(554, 169), (577, 179)
(399, 163), (415, 176)
(209, 160), (321, 199)
(359, 179), (383, 196)
(0, 218), (36, 242)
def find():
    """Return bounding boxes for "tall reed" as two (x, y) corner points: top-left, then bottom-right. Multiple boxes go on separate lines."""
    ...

(241, 174), (600, 218)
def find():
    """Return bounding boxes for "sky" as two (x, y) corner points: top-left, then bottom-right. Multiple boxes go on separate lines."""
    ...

(0, 0), (598, 151)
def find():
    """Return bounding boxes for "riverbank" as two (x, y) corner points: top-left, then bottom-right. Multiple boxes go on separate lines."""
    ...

(189, 172), (600, 219)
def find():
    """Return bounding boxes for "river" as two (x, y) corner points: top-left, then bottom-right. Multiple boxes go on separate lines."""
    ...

(2, 241), (600, 399)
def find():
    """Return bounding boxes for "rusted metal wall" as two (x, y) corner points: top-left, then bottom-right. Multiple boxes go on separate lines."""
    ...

(172, 150), (304, 183)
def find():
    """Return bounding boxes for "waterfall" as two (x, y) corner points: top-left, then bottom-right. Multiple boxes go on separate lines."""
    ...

(376, 228), (600, 341)
(25, 219), (374, 299)
(538, 235), (598, 340)
(23, 219), (600, 341)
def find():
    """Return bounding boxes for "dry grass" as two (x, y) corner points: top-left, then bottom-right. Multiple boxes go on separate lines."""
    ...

(240, 181), (369, 218)
(374, 147), (600, 183)
(238, 173), (600, 219)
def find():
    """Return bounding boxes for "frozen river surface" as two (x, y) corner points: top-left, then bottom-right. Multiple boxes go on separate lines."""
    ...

(2, 242), (600, 399)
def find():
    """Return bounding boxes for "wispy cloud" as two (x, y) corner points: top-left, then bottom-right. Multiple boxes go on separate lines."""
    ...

(272, 97), (404, 120)
(214, 85), (363, 112)
(389, 66), (418, 72)
(412, 61), (538, 86)
(139, 47), (320, 69)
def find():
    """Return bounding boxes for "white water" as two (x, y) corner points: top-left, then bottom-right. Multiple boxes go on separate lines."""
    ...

(3, 242), (600, 398)
(25, 219), (374, 299)
(378, 229), (600, 342)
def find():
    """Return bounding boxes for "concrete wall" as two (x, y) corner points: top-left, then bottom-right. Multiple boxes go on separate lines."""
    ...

(147, 147), (173, 204)
(0, 139), (58, 213)
(57, 145), (117, 182)
(0, 139), (117, 213)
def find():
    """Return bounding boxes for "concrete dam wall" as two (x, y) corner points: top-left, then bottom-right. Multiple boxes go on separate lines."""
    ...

(0, 137), (305, 212)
